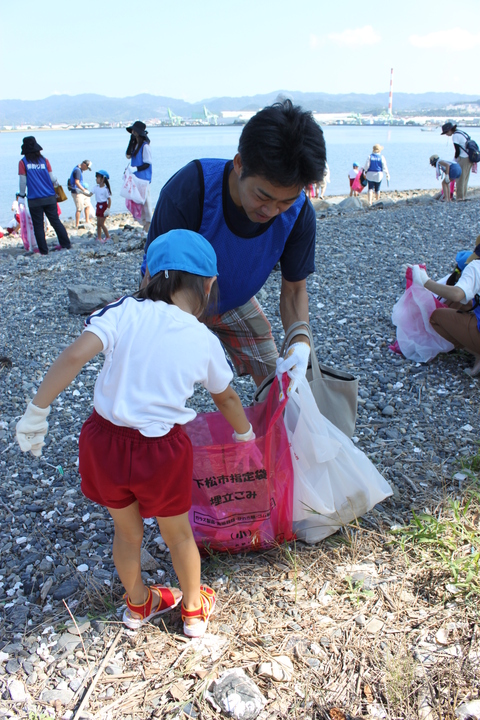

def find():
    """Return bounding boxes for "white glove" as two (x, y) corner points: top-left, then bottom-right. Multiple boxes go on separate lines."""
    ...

(276, 342), (311, 397)
(410, 265), (430, 287)
(16, 402), (51, 457)
(104, 209), (110, 217)
(129, 166), (137, 174)
(233, 423), (255, 443)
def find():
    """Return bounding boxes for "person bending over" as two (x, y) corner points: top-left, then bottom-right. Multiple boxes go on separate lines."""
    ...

(141, 100), (327, 393)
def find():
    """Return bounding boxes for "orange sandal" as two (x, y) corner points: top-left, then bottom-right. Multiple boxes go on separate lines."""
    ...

(182, 585), (216, 638)
(123, 585), (182, 630)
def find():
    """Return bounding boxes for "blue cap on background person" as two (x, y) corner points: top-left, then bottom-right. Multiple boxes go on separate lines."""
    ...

(456, 250), (472, 271)
(146, 229), (218, 278)
(353, 162), (358, 168)
(96, 170), (110, 179)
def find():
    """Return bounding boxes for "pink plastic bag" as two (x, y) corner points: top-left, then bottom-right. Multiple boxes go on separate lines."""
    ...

(18, 202), (38, 252)
(351, 169), (366, 194)
(186, 377), (294, 554)
(125, 199), (143, 220)
(391, 265), (453, 362)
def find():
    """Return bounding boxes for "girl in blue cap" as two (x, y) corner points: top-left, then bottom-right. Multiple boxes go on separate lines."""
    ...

(16, 229), (254, 637)
(92, 170), (112, 242)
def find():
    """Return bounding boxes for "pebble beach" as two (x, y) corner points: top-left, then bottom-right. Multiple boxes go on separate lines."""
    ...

(1, 187), (480, 719)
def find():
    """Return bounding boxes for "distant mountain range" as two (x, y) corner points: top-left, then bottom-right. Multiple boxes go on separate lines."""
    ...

(1, 91), (480, 125)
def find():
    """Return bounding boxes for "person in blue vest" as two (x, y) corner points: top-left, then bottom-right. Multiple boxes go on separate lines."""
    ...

(17, 136), (71, 255)
(126, 121), (153, 232)
(364, 144), (390, 206)
(141, 100), (327, 390)
(68, 160), (93, 229)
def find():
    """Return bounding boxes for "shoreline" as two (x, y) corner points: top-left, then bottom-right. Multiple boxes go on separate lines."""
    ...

(2, 186), (480, 253)
(3, 122), (480, 134)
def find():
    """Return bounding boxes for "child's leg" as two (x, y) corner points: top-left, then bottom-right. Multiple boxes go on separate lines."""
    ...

(442, 180), (450, 201)
(96, 217), (102, 240)
(157, 512), (201, 623)
(108, 502), (182, 610)
(100, 217), (111, 239)
(108, 502), (146, 604)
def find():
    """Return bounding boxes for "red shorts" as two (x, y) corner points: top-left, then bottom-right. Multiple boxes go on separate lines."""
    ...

(96, 202), (108, 218)
(349, 178), (355, 187)
(78, 410), (193, 517)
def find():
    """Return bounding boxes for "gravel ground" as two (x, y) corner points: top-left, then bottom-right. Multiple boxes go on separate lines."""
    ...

(0, 190), (479, 718)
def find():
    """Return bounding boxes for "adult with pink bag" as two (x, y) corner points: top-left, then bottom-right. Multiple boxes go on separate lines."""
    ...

(17, 136), (71, 255)
(123, 120), (153, 233)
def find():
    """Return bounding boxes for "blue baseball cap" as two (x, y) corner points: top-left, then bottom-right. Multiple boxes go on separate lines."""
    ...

(146, 229), (218, 278)
(456, 250), (472, 271)
(96, 169), (110, 179)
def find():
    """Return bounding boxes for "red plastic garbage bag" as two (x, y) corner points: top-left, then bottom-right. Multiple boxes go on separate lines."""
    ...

(186, 377), (294, 555)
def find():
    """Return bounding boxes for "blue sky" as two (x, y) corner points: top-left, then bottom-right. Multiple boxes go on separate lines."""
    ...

(2, 0), (480, 101)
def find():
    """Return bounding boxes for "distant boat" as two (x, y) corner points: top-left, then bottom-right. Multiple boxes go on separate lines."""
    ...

(421, 127), (438, 132)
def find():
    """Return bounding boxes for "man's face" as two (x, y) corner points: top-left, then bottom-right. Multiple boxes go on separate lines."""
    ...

(233, 155), (303, 223)
(81, 163), (89, 172)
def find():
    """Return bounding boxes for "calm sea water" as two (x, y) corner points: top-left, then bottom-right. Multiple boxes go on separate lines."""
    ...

(1, 125), (478, 226)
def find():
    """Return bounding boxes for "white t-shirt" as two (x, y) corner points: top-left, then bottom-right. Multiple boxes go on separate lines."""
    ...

(456, 261), (480, 304)
(452, 131), (469, 159)
(91, 185), (110, 203)
(84, 297), (233, 436)
(349, 168), (358, 179)
(141, 143), (153, 165)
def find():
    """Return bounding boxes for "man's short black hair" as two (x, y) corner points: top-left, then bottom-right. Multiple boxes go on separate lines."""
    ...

(238, 99), (326, 187)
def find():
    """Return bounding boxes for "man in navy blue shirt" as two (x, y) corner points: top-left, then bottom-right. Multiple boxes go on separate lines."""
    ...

(143, 100), (326, 389)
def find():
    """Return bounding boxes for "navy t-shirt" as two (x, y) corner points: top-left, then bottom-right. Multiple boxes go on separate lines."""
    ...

(145, 160), (316, 283)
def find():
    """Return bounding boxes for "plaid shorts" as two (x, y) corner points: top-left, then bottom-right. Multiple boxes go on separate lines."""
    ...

(205, 297), (279, 379)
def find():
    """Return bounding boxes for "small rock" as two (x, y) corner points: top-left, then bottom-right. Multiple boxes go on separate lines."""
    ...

(67, 284), (118, 315)
(355, 614), (366, 628)
(57, 633), (81, 651)
(40, 688), (74, 705)
(8, 678), (27, 702)
(105, 664), (123, 675)
(66, 617), (90, 635)
(140, 547), (160, 571)
(382, 405), (395, 417)
(257, 656), (293, 682)
(6, 659), (21, 674)
(365, 617), (384, 634)
(52, 579), (79, 601)
(435, 628), (450, 645)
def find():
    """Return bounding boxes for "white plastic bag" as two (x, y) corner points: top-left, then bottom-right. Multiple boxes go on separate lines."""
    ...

(119, 166), (150, 204)
(284, 378), (392, 543)
(391, 268), (454, 362)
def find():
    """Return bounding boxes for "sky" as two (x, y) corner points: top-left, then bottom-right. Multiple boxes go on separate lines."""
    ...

(1, 0), (480, 102)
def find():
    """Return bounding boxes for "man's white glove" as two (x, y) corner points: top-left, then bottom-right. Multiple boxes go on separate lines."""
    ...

(129, 166), (137, 174)
(16, 402), (50, 457)
(276, 341), (311, 397)
(410, 264), (430, 287)
(233, 423), (255, 443)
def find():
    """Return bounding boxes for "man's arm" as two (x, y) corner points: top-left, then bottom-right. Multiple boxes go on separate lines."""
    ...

(279, 277), (310, 346)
